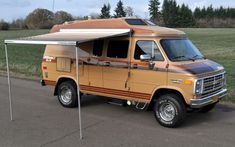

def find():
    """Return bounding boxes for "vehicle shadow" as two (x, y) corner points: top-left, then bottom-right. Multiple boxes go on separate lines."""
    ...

(182, 104), (235, 128)
(80, 95), (108, 107)
(78, 96), (235, 128)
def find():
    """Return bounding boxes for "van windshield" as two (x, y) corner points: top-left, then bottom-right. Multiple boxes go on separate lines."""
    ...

(160, 39), (204, 61)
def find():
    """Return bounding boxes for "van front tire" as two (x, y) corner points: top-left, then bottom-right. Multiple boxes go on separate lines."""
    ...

(57, 81), (78, 108)
(153, 94), (186, 128)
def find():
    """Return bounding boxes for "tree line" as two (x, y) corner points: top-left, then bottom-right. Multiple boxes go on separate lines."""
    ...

(99, 0), (235, 28)
(0, 9), (74, 30)
(1, 0), (235, 30)
(159, 0), (235, 27)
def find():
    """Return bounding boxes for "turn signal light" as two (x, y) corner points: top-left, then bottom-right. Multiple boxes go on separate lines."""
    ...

(184, 80), (193, 85)
(43, 66), (47, 70)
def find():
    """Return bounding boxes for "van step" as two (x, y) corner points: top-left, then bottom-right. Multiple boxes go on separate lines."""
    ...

(108, 99), (126, 106)
(135, 102), (147, 110)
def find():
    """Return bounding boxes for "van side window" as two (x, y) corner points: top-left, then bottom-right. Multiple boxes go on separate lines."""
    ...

(107, 40), (129, 58)
(134, 41), (164, 61)
(93, 40), (104, 56)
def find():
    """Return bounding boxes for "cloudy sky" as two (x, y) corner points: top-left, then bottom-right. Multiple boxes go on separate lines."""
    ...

(0, 0), (235, 22)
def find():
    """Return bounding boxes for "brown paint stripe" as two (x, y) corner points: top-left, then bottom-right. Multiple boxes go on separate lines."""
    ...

(42, 56), (150, 69)
(43, 80), (151, 100)
(80, 85), (151, 100)
(44, 80), (56, 86)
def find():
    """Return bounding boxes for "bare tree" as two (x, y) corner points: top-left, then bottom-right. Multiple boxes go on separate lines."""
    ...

(25, 8), (54, 29)
(54, 11), (74, 24)
(125, 6), (134, 17)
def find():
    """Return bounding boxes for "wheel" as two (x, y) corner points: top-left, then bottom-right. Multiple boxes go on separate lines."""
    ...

(153, 94), (186, 128)
(198, 103), (216, 113)
(57, 81), (81, 108)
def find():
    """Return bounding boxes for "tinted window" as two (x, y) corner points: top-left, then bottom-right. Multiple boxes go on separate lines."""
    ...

(125, 19), (147, 25)
(160, 39), (204, 61)
(134, 41), (164, 61)
(93, 40), (104, 56)
(107, 40), (129, 58)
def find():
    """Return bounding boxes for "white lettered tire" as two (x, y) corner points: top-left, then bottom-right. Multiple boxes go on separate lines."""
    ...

(57, 81), (78, 108)
(153, 94), (186, 128)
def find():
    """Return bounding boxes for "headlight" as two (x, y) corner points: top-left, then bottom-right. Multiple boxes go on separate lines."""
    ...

(195, 79), (203, 95)
(224, 73), (227, 87)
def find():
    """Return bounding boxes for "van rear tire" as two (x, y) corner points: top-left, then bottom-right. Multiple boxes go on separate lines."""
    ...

(153, 94), (186, 128)
(57, 81), (79, 108)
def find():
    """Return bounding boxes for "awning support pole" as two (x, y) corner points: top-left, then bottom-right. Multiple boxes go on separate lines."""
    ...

(4, 44), (13, 121)
(75, 46), (83, 140)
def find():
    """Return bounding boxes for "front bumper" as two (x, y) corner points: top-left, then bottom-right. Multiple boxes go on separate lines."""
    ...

(190, 88), (227, 108)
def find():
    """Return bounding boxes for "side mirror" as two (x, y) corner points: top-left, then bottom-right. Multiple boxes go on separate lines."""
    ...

(140, 54), (151, 61)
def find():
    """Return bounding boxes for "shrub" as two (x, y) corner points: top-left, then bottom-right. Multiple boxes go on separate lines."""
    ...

(0, 20), (9, 30)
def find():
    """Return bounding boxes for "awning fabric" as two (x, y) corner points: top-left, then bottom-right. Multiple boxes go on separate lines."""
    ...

(4, 29), (131, 46)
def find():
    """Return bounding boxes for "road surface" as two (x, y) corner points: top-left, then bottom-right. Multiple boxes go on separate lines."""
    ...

(0, 76), (235, 147)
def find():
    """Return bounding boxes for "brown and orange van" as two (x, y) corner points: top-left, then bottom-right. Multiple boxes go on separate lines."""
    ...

(41, 18), (227, 127)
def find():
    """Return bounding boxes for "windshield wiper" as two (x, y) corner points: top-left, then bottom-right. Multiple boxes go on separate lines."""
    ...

(172, 55), (186, 60)
(172, 55), (196, 61)
(192, 54), (206, 60)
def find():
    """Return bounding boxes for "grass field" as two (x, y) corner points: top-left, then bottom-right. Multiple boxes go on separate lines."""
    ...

(0, 28), (234, 101)
(0, 30), (48, 76)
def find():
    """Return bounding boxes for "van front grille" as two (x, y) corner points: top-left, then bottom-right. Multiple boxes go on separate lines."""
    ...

(202, 73), (225, 97)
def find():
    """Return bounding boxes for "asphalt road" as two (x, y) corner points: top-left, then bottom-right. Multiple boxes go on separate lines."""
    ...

(0, 76), (235, 147)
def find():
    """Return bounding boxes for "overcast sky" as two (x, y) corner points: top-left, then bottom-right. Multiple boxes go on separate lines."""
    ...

(0, 0), (235, 22)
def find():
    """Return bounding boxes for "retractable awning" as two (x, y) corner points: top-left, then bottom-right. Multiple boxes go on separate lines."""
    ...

(5, 29), (131, 45)
(4, 29), (131, 140)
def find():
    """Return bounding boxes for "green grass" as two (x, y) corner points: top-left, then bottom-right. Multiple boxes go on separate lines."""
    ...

(0, 28), (234, 102)
(0, 30), (48, 76)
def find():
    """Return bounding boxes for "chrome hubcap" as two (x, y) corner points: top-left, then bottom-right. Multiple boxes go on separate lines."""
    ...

(159, 103), (176, 122)
(60, 87), (72, 104)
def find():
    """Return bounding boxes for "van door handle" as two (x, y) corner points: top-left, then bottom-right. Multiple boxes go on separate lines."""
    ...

(103, 62), (110, 66)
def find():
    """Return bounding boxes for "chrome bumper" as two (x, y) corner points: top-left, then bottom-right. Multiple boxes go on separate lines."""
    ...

(190, 89), (227, 108)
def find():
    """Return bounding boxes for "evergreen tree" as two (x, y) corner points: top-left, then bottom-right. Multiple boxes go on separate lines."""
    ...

(114, 0), (126, 18)
(162, 0), (170, 25)
(217, 6), (226, 18)
(178, 4), (195, 27)
(206, 5), (214, 18)
(194, 7), (202, 19)
(162, 0), (180, 27)
(201, 6), (207, 18)
(100, 3), (111, 18)
(226, 8), (235, 18)
(148, 0), (160, 22)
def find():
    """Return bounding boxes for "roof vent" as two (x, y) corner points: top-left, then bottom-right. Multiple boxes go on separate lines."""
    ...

(125, 19), (147, 25)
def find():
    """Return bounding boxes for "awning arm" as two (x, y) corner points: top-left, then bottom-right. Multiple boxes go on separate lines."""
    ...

(4, 43), (13, 121)
(75, 45), (83, 140)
